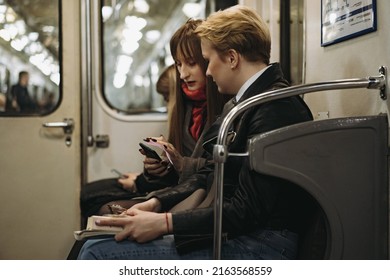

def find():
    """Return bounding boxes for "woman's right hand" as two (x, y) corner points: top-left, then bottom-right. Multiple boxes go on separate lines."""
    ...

(143, 156), (171, 177)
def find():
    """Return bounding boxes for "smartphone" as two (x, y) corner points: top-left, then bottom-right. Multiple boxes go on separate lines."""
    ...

(139, 142), (162, 161)
(111, 169), (128, 179)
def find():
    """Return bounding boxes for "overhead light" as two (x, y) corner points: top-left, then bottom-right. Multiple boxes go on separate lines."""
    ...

(121, 39), (139, 54)
(28, 32), (39, 41)
(4, 24), (18, 39)
(29, 52), (56, 77)
(0, 2), (59, 83)
(102, 6), (113, 22)
(5, 7), (16, 22)
(182, 3), (202, 18)
(14, 19), (26, 35)
(50, 73), (60, 85)
(113, 72), (127, 89)
(0, 29), (10, 41)
(133, 75), (143, 87)
(145, 30), (160, 44)
(150, 62), (159, 75)
(42, 25), (55, 33)
(0, 5), (7, 14)
(165, 56), (174, 66)
(125, 16), (147, 30)
(122, 28), (142, 41)
(10, 35), (28, 51)
(134, 0), (149, 14)
(116, 55), (133, 74)
(143, 76), (150, 87)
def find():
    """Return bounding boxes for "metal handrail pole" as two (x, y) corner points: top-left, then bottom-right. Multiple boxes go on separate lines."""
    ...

(212, 73), (386, 259)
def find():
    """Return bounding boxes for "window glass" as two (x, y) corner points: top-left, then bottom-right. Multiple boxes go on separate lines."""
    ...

(0, 0), (60, 116)
(101, 0), (205, 114)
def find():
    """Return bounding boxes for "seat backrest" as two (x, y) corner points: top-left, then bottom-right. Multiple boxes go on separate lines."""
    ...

(248, 115), (389, 259)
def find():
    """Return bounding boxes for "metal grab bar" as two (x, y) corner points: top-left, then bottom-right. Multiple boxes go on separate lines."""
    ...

(212, 66), (387, 259)
(81, 0), (94, 147)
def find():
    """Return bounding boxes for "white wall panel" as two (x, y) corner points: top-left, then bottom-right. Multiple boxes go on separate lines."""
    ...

(303, 0), (390, 120)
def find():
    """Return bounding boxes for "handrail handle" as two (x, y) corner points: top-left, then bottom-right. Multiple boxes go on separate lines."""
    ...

(212, 66), (387, 259)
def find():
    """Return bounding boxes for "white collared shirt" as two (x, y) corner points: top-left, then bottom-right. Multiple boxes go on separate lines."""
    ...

(235, 65), (271, 103)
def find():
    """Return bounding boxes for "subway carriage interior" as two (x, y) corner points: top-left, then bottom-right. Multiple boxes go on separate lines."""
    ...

(0, 0), (389, 260)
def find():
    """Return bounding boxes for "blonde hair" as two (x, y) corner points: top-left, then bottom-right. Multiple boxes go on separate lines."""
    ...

(195, 5), (271, 64)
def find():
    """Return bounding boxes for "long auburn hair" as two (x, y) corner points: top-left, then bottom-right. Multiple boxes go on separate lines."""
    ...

(169, 19), (228, 154)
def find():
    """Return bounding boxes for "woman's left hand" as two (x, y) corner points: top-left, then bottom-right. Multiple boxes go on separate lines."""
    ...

(148, 136), (184, 172)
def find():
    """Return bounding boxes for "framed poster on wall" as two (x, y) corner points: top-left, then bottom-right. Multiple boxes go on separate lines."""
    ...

(321, 0), (377, 46)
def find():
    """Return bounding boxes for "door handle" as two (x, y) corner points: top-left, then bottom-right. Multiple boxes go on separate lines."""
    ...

(43, 118), (74, 134)
(42, 118), (75, 147)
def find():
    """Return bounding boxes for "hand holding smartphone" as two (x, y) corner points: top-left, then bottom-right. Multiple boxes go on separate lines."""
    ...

(139, 142), (162, 161)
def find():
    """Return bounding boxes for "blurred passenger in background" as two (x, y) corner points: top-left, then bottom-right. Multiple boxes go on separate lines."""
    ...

(9, 71), (36, 113)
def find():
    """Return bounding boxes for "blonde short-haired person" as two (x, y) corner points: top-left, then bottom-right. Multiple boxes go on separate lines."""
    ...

(78, 5), (314, 260)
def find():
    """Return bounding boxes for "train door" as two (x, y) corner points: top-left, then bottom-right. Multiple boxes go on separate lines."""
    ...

(0, 0), (80, 259)
(85, 0), (206, 182)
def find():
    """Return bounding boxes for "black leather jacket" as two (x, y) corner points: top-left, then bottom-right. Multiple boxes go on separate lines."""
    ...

(151, 63), (314, 251)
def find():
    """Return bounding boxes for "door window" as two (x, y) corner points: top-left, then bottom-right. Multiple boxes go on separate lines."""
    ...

(101, 0), (205, 114)
(0, 0), (60, 116)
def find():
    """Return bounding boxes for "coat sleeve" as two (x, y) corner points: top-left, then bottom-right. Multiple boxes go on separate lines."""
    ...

(178, 156), (208, 183)
(148, 160), (213, 211)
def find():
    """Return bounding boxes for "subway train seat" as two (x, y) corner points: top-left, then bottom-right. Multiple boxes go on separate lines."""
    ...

(247, 114), (389, 259)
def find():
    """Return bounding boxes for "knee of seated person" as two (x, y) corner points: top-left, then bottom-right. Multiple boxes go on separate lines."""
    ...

(77, 239), (100, 260)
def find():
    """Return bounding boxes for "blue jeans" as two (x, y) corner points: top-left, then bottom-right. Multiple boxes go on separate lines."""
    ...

(78, 229), (298, 260)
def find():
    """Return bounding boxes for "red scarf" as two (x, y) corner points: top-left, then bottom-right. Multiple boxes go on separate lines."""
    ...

(181, 83), (207, 141)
